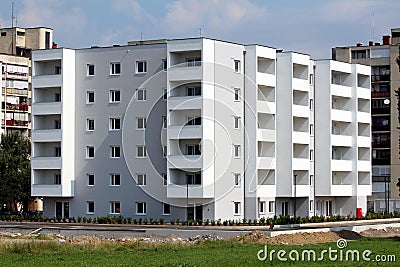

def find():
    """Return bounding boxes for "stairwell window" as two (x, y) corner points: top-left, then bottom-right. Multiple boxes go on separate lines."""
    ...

(110, 62), (121, 75)
(234, 202), (241, 215)
(234, 145), (240, 158)
(234, 173), (241, 187)
(109, 90), (121, 103)
(234, 60), (241, 73)
(110, 174), (121, 186)
(234, 88), (240, 101)
(136, 61), (147, 73)
(234, 116), (240, 129)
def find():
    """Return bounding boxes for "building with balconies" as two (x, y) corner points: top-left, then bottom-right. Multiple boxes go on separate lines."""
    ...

(31, 37), (371, 220)
(332, 28), (400, 212)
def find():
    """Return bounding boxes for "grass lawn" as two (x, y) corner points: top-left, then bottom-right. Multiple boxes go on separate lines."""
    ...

(0, 237), (398, 266)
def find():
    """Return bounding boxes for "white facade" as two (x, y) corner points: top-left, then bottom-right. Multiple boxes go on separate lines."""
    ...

(31, 38), (371, 220)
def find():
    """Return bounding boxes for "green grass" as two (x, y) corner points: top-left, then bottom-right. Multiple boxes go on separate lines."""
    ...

(0, 238), (399, 266)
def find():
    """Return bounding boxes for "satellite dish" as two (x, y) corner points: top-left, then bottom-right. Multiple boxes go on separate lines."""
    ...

(383, 99), (390, 105)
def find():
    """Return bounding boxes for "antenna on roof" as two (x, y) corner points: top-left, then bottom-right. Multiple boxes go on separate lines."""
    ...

(372, 12), (375, 42)
(140, 32), (144, 41)
(198, 27), (203, 37)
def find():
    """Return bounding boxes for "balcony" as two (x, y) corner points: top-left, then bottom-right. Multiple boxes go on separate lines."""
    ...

(256, 72), (275, 87)
(292, 158), (309, 170)
(257, 157), (276, 169)
(371, 91), (390, 98)
(331, 110), (352, 123)
(167, 155), (202, 169)
(256, 185), (276, 197)
(331, 135), (352, 147)
(293, 185), (310, 197)
(32, 102), (62, 115)
(331, 185), (352, 196)
(292, 78), (309, 92)
(357, 87), (370, 99)
(32, 74), (62, 88)
(2, 119), (28, 128)
(168, 125), (202, 140)
(257, 101), (275, 114)
(357, 184), (371, 196)
(2, 88), (28, 96)
(357, 160), (371, 172)
(292, 105), (309, 117)
(31, 184), (62, 197)
(167, 184), (213, 199)
(31, 157), (62, 169)
(168, 96), (202, 110)
(331, 84), (352, 98)
(168, 65), (202, 81)
(32, 129), (62, 142)
(332, 160), (352, 171)
(257, 129), (275, 142)
(292, 131), (309, 144)
(3, 103), (29, 112)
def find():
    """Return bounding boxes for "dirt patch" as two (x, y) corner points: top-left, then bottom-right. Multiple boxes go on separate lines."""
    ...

(359, 227), (400, 238)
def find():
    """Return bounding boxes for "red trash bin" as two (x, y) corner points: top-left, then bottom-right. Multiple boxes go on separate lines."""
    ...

(356, 208), (362, 219)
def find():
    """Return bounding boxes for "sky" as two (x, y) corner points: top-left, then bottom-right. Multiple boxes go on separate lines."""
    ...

(0, 0), (399, 59)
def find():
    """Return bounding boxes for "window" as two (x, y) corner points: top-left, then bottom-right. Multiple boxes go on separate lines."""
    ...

(136, 202), (147, 215)
(137, 89), (147, 101)
(86, 146), (94, 159)
(110, 146), (121, 158)
(163, 88), (168, 100)
(234, 202), (241, 215)
(234, 145), (240, 158)
(310, 149), (314, 160)
(309, 99), (314, 110)
(234, 88), (240, 101)
(136, 61), (147, 73)
(87, 174), (95, 186)
(187, 144), (201, 155)
(137, 146), (147, 158)
(234, 116), (240, 129)
(163, 203), (171, 215)
(55, 66), (61, 75)
(87, 201), (95, 214)
(234, 60), (241, 72)
(309, 74), (314, 85)
(110, 62), (121, 75)
(163, 146), (167, 157)
(187, 86), (201, 96)
(137, 117), (147, 129)
(234, 173), (241, 186)
(186, 173), (201, 185)
(310, 124), (314, 135)
(109, 118), (121, 130)
(310, 200), (314, 211)
(87, 64), (95, 76)
(281, 202), (289, 216)
(55, 93), (61, 102)
(110, 201), (120, 214)
(268, 201), (275, 213)
(162, 116), (167, 128)
(162, 59), (167, 71)
(109, 90), (121, 103)
(162, 173), (167, 186)
(87, 119), (95, 131)
(55, 120), (61, 129)
(310, 175), (314, 185)
(186, 57), (201, 67)
(186, 116), (201, 126)
(137, 174), (147, 186)
(259, 201), (266, 214)
(86, 91), (94, 104)
(110, 173), (121, 186)
(351, 50), (368, 59)
(54, 174), (61, 185)
(1, 32), (6, 37)
(55, 147), (61, 157)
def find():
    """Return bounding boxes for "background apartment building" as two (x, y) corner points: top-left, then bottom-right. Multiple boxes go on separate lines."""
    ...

(31, 37), (371, 220)
(0, 27), (53, 138)
(332, 28), (400, 212)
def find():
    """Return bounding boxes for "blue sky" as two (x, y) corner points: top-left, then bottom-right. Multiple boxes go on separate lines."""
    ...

(0, 0), (399, 59)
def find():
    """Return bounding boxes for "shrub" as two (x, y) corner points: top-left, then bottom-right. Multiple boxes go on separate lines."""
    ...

(160, 218), (164, 225)
(143, 218), (148, 225)
(170, 219), (175, 225)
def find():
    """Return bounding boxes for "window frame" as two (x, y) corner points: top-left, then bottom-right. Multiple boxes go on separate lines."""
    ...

(86, 146), (95, 159)
(109, 89), (121, 103)
(163, 203), (171, 215)
(234, 88), (240, 101)
(136, 61), (147, 74)
(259, 201), (266, 214)
(137, 117), (147, 129)
(234, 202), (241, 215)
(234, 60), (241, 73)
(137, 173), (147, 186)
(110, 62), (121, 75)
(87, 201), (95, 214)
(268, 201), (275, 213)
(234, 173), (241, 187)
(234, 145), (240, 158)
(137, 145), (147, 158)
(110, 173), (121, 186)
(136, 202), (147, 215)
(110, 145), (121, 158)
(86, 91), (95, 104)
(86, 118), (95, 131)
(137, 89), (147, 101)
(234, 116), (240, 129)
(87, 173), (95, 186)
(109, 117), (121, 130)
(87, 64), (95, 76)
(110, 201), (121, 214)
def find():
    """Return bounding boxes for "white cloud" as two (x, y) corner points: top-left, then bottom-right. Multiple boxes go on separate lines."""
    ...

(112, 0), (156, 24)
(162, 0), (267, 34)
(319, 0), (379, 22)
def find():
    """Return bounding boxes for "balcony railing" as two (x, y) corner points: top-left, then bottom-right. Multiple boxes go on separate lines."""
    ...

(2, 120), (29, 127)
(371, 91), (390, 98)
(3, 103), (29, 112)
(2, 88), (29, 96)
(372, 141), (390, 148)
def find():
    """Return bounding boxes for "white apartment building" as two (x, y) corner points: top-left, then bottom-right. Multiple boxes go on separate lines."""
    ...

(31, 37), (371, 220)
